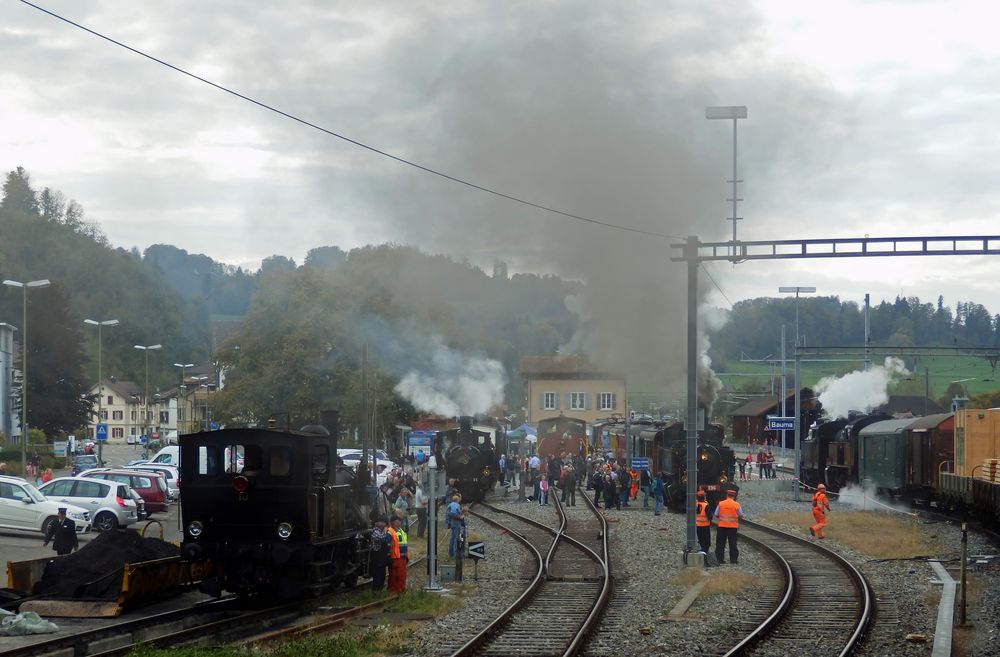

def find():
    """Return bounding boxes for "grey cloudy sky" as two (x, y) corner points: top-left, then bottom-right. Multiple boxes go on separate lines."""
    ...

(3, 0), (999, 315)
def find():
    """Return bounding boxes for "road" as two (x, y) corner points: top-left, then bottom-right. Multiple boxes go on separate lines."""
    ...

(1, 440), (183, 569)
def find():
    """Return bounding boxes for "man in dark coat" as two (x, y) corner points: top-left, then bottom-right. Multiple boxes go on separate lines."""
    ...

(43, 508), (78, 556)
(563, 465), (577, 506)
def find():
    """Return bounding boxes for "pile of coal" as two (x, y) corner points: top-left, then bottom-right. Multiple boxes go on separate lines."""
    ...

(34, 530), (179, 599)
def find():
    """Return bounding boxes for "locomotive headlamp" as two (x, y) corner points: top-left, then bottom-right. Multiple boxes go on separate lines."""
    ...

(699, 451), (709, 461)
(277, 522), (293, 539)
(719, 475), (728, 484)
(188, 520), (204, 537)
(232, 475), (250, 493)
(482, 467), (490, 477)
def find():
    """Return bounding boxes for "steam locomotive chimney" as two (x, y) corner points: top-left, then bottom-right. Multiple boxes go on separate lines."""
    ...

(321, 410), (340, 452)
(459, 416), (473, 432)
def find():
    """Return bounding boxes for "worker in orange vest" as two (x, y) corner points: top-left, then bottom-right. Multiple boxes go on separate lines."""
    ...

(386, 515), (407, 593)
(695, 490), (711, 555)
(713, 488), (743, 565)
(810, 483), (831, 539)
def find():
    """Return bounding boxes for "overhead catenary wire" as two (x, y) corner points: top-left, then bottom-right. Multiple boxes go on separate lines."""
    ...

(20, 0), (685, 241)
(700, 263), (734, 308)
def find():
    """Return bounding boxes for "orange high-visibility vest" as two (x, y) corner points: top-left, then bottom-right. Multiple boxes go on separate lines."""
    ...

(696, 501), (711, 527)
(387, 527), (401, 559)
(812, 491), (829, 512)
(716, 498), (741, 528)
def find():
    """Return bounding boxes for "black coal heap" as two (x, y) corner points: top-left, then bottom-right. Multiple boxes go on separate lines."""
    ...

(34, 529), (179, 599)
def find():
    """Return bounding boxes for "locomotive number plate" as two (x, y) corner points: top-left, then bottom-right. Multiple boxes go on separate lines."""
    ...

(704, 485), (720, 491)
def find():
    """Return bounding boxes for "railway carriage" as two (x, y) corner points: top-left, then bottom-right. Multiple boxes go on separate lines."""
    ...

(536, 415), (588, 460)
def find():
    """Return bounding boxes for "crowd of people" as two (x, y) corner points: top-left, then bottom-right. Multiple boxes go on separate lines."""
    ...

(739, 448), (778, 480)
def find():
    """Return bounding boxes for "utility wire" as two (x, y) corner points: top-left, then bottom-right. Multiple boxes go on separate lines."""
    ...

(21, 0), (685, 241)
(700, 263), (734, 308)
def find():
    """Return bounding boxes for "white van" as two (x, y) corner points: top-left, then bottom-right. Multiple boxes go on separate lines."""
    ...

(149, 445), (179, 467)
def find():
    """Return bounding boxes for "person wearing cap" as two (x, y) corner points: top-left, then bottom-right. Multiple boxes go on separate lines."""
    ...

(43, 507), (78, 556)
(695, 490), (712, 555)
(369, 516), (390, 590)
(713, 488), (744, 565)
(811, 483), (831, 539)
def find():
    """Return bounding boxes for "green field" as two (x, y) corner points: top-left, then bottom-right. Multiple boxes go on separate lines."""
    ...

(716, 354), (1000, 402)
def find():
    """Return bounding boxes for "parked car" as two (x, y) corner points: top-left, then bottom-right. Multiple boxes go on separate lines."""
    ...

(0, 475), (92, 535)
(148, 445), (179, 467)
(71, 454), (100, 476)
(126, 435), (137, 445)
(124, 464), (180, 500)
(38, 476), (138, 531)
(79, 469), (169, 515)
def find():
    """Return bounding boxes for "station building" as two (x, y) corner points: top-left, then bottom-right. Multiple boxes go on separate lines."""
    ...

(519, 355), (626, 427)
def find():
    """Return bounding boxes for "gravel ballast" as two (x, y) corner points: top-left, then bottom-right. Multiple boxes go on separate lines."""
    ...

(403, 481), (999, 656)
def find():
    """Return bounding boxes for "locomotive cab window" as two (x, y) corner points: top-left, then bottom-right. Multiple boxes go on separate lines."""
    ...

(196, 445), (219, 475)
(312, 445), (330, 484)
(225, 444), (262, 474)
(269, 446), (292, 477)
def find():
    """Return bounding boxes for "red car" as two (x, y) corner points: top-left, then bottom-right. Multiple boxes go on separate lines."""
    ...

(81, 469), (169, 515)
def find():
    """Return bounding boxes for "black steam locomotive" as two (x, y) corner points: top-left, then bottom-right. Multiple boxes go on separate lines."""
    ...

(180, 413), (372, 598)
(634, 421), (737, 510)
(434, 417), (501, 502)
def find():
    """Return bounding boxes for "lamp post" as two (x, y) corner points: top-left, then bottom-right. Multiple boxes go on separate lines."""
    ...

(706, 105), (748, 250)
(173, 363), (193, 435)
(778, 285), (816, 502)
(134, 344), (162, 441)
(3, 278), (50, 476)
(200, 382), (215, 430)
(84, 319), (119, 466)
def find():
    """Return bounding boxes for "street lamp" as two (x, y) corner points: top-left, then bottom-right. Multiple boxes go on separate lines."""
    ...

(134, 344), (162, 441)
(173, 363), (194, 436)
(84, 318), (119, 466)
(3, 278), (50, 476)
(201, 382), (216, 430)
(706, 105), (748, 248)
(778, 285), (816, 502)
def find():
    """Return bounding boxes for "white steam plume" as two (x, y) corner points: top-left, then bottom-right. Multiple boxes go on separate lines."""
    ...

(393, 339), (507, 417)
(815, 357), (910, 419)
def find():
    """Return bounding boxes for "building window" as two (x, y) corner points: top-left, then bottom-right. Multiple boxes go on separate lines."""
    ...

(99, 410), (108, 420)
(107, 395), (113, 405)
(112, 410), (123, 420)
(160, 411), (170, 424)
(131, 410), (137, 421)
(112, 427), (124, 438)
(570, 392), (586, 411)
(543, 392), (557, 410)
(599, 393), (617, 411)
(130, 427), (137, 435)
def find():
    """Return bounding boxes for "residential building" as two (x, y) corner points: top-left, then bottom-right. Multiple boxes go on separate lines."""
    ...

(520, 356), (626, 427)
(0, 323), (18, 441)
(88, 379), (145, 442)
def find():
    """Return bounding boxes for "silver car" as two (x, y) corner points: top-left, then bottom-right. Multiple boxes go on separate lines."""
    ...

(0, 475), (92, 535)
(39, 477), (138, 532)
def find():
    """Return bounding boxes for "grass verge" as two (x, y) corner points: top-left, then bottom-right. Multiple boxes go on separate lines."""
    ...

(669, 568), (758, 596)
(759, 509), (934, 559)
(130, 624), (412, 657)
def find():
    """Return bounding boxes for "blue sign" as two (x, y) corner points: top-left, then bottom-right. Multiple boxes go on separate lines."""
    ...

(631, 457), (651, 470)
(210, 421), (219, 430)
(95, 424), (109, 441)
(140, 434), (148, 444)
(766, 416), (796, 431)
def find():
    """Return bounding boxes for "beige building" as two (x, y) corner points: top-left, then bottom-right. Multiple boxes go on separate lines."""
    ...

(520, 356), (627, 427)
(89, 379), (146, 442)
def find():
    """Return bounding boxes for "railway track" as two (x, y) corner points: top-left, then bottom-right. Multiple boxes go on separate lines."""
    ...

(447, 487), (610, 657)
(721, 519), (874, 657)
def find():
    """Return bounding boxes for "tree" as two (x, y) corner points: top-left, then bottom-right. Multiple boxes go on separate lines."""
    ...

(303, 246), (346, 271)
(8, 284), (95, 437)
(0, 167), (39, 215)
(259, 255), (297, 275)
(38, 187), (65, 222)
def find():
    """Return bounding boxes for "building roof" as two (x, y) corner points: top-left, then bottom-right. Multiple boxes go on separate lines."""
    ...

(99, 379), (144, 400)
(907, 413), (953, 431)
(728, 389), (816, 418)
(518, 356), (623, 379)
(873, 395), (946, 416)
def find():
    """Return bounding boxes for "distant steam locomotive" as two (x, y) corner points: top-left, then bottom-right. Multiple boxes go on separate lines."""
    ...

(434, 417), (503, 501)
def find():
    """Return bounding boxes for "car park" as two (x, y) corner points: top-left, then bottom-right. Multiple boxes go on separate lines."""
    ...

(0, 475), (92, 535)
(39, 476), (138, 531)
(79, 469), (169, 515)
